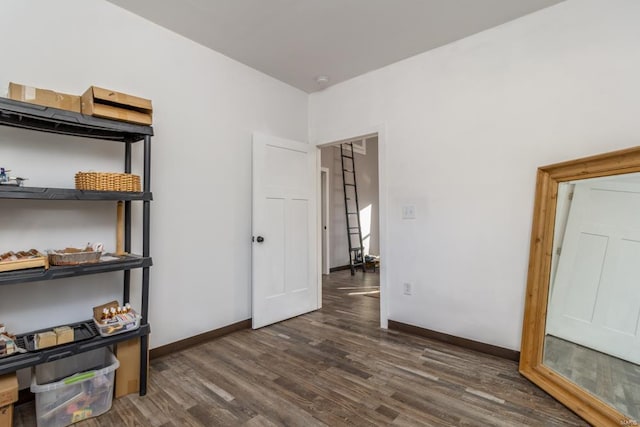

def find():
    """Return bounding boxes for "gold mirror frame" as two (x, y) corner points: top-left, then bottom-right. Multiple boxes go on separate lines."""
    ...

(520, 146), (640, 426)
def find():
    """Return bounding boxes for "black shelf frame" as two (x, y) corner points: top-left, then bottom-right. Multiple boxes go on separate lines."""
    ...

(0, 186), (152, 201)
(0, 99), (152, 396)
(0, 324), (151, 376)
(0, 98), (153, 142)
(0, 255), (152, 286)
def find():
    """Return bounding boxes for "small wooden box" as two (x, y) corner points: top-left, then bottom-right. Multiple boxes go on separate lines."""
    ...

(35, 331), (57, 349)
(81, 86), (152, 125)
(53, 326), (74, 345)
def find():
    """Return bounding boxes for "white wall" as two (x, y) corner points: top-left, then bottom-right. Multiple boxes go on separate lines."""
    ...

(320, 140), (379, 268)
(309, 0), (640, 350)
(0, 0), (307, 353)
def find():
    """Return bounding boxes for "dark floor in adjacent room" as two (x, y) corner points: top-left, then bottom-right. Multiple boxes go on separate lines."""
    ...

(14, 270), (586, 426)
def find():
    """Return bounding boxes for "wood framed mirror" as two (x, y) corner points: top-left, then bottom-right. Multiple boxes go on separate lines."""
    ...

(520, 146), (640, 427)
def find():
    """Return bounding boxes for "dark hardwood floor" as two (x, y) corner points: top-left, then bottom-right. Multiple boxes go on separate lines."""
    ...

(544, 334), (640, 421)
(14, 271), (586, 426)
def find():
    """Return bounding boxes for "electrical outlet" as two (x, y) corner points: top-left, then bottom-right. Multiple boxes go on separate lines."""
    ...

(403, 282), (412, 295)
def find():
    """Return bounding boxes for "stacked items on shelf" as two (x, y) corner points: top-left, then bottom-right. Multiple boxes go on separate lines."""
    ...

(0, 244), (124, 276)
(3, 82), (150, 197)
(93, 301), (141, 337)
(0, 298), (142, 359)
(0, 245), (109, 274)
(0, 167), (28, 187)
(0, 249), (48, 273)
(7, 82), (152, 125)
(0, 325), (21, 357)
(34, 326), (74, 350)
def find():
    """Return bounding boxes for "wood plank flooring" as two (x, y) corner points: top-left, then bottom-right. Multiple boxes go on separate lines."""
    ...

(14, 271), (586, 426)
(544, 334), (640, 421)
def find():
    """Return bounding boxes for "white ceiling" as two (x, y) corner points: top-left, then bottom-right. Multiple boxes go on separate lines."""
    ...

(106, 0), (564, 93)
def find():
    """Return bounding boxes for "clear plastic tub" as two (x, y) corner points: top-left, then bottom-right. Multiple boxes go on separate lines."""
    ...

(93, 311), (141, 337)
(30, 348), (119, 427)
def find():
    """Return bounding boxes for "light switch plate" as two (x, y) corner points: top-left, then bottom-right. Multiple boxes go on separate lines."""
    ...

(402, 205), (416, 219)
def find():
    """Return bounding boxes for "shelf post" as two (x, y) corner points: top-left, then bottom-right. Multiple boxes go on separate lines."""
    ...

(139, 134), (152, 396)
(123, 143), (132, 303)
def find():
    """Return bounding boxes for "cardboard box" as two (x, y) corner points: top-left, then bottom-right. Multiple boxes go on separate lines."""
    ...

(115, 338), (147, 398)
(0, 405), (12, 427)
(0, 373), (17, 407)
(81, 86), (152, 125)
(8, 82), (81, 113)
(0, 373), (17, 427)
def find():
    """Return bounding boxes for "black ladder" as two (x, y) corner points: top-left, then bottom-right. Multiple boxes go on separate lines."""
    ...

(340, 142), (365, 275)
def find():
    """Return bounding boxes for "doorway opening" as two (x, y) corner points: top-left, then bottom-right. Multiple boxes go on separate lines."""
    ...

(319, 134), (382, 321)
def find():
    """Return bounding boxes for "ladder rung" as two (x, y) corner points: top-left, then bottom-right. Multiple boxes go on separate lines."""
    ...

(345, 184), (356, 187)
(348, 227), (359, 229)
(350, 247), (363, 251)
(347, 212), (358, 215)
(349, 232), (360, 235)
(342, 155), (353, 159)
(343, 169), (354, 173)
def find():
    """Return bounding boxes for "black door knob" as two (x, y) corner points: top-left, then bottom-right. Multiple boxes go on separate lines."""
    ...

(256, 236), (265, 243)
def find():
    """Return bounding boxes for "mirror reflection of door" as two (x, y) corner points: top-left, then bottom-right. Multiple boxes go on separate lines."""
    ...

(548, 176), (640, 363)
(544, 172), (640, 420)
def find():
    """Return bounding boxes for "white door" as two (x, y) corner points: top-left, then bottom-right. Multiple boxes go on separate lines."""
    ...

(321, 167), (330, 275)
(547, 178), (640, 364)
(252, 133), (318, 329)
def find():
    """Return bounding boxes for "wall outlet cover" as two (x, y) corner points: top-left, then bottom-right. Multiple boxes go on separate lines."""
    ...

(403, 282), (412, 295)
(402, 205), (416, 220)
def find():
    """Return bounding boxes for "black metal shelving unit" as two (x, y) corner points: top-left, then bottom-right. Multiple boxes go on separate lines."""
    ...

(0, 324), (151, 376)
(0, 186), (152, 201)
(0, 255), (152, 286)
(0, 97), (152, 395)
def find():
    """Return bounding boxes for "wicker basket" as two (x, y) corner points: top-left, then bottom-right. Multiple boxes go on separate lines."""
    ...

(75, 172), (141, 192)
(48, 249), (101, 266)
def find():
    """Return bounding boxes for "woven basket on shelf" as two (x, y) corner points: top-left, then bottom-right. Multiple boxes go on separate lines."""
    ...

(75, 172), (141, 192)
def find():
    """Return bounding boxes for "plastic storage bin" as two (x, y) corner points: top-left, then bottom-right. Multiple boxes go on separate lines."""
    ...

(30, 348), (119, 427)
(93, 312), (141, 337)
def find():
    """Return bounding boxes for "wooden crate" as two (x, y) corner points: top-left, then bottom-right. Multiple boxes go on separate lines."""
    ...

(0, 253), (49, 273)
